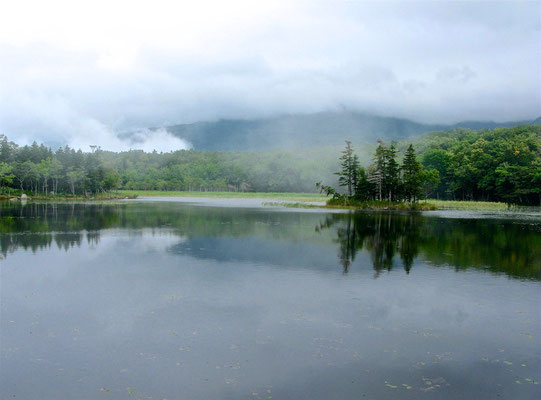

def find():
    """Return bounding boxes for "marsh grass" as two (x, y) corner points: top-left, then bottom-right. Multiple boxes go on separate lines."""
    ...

(262, 202), (321, 209)
(424, 200), (513, 210)
(117, 190), (538, 211)
(118, 190), (327, 202)
(263, 200), (438, 210)
(326, 198), (438, 210)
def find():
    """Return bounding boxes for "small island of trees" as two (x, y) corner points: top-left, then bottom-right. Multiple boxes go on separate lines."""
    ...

(317, 140), (440, 210)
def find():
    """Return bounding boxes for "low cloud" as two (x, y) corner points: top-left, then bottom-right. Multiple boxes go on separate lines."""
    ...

(436, 66), (477, 84)
(0, 1), (539, 150)
(124, 128), (192, 153)
(0, 91), (190, 152)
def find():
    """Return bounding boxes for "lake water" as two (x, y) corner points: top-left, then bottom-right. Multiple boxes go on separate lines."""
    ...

(1, 199), (540, 400)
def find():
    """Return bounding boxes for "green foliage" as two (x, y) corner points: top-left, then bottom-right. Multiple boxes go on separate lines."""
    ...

(326, 198), (437, 210)
(0, 124), (539, 205)
(402, 144), (422, 202)
(0, 135), (125, 197)
(316, 182), (343, 200)
(411, 125), (541, 205)
(335, 141), (358, 196)
(384, 144), (400, 201)
(321, 125), (541, 206)
(353, 166), (373, 201)
(322, 140), (430, 204)
(0, 162), (14, 187)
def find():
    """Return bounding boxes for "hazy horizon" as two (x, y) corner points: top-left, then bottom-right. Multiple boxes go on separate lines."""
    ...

(1, 0), (540, 151)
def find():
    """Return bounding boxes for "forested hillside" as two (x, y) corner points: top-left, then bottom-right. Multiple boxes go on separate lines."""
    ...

(152, 111), (536, 151)
(1, 125), (540, 205)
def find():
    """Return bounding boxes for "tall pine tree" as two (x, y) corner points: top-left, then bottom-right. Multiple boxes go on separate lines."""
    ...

(369, 143), (386, 201)
(402, 144), (422, 202)
(336, 141), (359, 197)
(384, 144), (400, 201)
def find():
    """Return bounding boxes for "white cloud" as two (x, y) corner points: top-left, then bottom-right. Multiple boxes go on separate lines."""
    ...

(0, 92), (190, 152)
(0, 0), (539, 149)
(125, 128), (192, 153)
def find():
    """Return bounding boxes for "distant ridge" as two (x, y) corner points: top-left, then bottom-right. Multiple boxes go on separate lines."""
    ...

(151, 111), (535, 151)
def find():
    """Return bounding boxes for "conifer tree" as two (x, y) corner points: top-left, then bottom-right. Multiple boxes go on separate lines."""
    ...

(354, 166), (373, 201)
(369, 143), (386, 201)
(384, 144), (400, 201)
(402, 144), (422, 202)
(336, 141), (358, 197)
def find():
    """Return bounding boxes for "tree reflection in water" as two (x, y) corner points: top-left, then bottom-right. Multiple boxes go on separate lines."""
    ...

(316, 212), (541, 280)
(1, 201), (540, 280)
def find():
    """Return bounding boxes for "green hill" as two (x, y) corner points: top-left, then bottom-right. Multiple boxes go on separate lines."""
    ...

(152, 111), (533, 151)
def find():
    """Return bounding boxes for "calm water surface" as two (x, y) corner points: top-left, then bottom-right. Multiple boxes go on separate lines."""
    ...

(1, 199), (540, 400)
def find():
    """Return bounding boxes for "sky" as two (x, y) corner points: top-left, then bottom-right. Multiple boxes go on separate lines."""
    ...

(0, 0), (540, 151)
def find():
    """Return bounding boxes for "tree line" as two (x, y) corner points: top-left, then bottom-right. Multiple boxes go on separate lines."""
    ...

(0, 124), (540, 204)
(319, 124), (540, 206)
(0, 137), (120, 196)
(0, 134), (337, 195)
(417, 125), (540, 205)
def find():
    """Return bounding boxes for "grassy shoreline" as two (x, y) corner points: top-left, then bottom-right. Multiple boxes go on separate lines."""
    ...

(118, 190), (327, 202)
(264, 200), (438, 211)
(421, 199), (514, 210)
(0, 192), (137, 201)
(326, 199), (438, 210)
(2, 189), (537, 212)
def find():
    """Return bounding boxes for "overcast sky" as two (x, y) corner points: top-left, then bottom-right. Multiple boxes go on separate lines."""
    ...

(0, 0), (540, 151)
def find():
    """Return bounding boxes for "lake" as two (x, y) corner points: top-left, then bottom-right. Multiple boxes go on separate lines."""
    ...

(1, 199), (540, 400)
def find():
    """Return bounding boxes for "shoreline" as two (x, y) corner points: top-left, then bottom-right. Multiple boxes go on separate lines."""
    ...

(1, 190), (539, 213)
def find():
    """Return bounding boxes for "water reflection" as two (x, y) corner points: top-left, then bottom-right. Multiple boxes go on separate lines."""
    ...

(2, 200), (541, 400)
(317, 212), (541, 280)
(1, 201), (540, 280)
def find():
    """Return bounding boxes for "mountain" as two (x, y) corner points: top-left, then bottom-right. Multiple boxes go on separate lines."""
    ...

(156, 111), (534, 151)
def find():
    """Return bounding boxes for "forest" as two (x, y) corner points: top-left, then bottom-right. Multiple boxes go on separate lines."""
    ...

(0, 124), (540, 205)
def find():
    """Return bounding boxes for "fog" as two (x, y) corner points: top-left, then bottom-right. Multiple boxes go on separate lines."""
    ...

(0, 0), (539, 151)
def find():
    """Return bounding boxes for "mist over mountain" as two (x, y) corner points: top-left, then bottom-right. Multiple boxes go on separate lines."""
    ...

(154, 112), (535, 151)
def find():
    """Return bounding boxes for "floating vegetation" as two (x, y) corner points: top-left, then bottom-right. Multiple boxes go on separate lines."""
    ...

(385, 381), (414, 390)
(412, 330), (439, 338)
(402, 384), (413, 389)
(520, 378), (540, 385)
(420, 377), (449, 392)
(126, 387), (138, 395)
